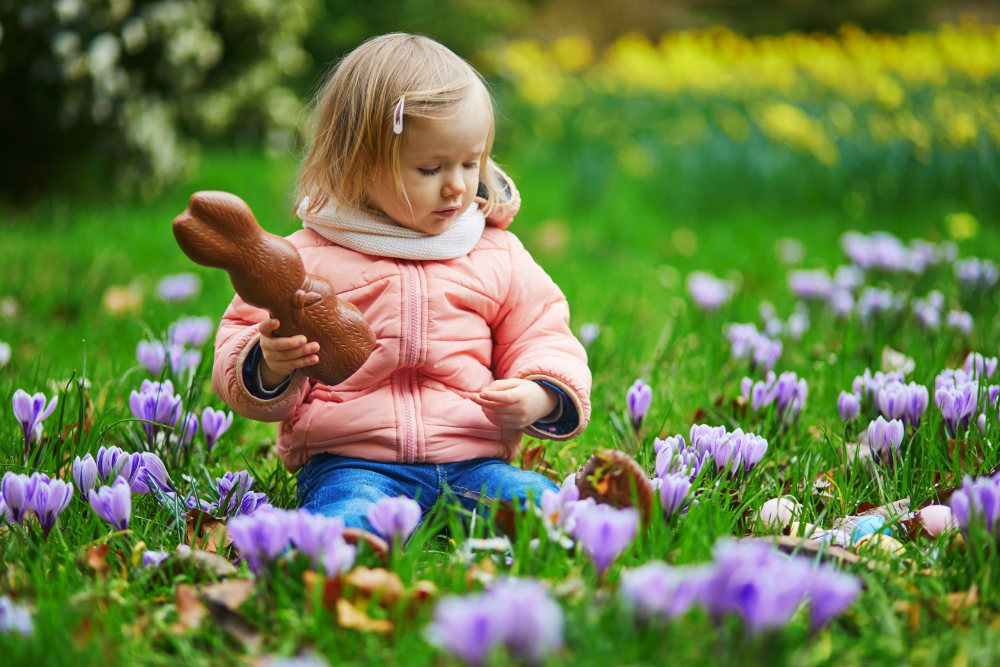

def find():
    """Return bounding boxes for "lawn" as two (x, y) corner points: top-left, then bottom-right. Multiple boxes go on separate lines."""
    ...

(2, 85), (1000, 666)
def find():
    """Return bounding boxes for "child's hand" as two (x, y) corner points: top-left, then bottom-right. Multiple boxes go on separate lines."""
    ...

(258, 318), (319, 389)
(470, 379), (559, 430)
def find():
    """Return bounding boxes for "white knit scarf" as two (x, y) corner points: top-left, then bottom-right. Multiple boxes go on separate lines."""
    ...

(298, 196), (486, 261)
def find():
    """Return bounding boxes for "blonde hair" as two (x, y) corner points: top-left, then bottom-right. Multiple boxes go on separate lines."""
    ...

(296, 33), (510, 218)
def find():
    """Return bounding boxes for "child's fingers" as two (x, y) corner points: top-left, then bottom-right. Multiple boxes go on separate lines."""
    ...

(258, 318), (280, 336)
(468, 392), (517, 411)
(477, 386), (525, 404)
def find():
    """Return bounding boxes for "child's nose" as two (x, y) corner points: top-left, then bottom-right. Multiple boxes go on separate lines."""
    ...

(442, 168), (466, 198)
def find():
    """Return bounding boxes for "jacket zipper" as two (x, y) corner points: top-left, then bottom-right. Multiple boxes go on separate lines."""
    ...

(399, 261), (422, 463)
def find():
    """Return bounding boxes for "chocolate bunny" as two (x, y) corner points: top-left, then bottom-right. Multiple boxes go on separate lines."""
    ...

(173, 191), (376, 387)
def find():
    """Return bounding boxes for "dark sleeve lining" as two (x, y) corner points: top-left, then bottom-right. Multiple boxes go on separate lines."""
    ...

(242, 341), (294, 399)
(530, 380), (579, 437)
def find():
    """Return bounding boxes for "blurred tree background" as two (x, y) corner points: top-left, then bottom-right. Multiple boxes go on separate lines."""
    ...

(0, 0), (997, 206)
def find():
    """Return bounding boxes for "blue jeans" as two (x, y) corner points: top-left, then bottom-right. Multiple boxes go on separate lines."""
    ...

(296, 454), (559, 535)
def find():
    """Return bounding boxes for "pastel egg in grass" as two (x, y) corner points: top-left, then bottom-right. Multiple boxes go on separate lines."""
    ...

(851, 515), (892, 542)
(854, 533), (905, 557)
(756, 497), (801, 530)
(917, 505), (958, 538)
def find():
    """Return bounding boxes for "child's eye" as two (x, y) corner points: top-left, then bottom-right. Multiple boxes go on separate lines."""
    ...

(463, 162), (479, 170)
(418, 167), (440, 176)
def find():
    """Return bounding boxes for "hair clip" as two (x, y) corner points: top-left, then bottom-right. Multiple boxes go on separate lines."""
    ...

(393, 96), (405, 135)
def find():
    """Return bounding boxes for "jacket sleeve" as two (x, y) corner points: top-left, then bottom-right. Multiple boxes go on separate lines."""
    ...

(211, 295), (310, 422)
(491, 232), (592, 440)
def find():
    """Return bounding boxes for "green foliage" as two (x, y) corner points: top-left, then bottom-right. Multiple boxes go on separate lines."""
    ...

(0, 0), (316, 202)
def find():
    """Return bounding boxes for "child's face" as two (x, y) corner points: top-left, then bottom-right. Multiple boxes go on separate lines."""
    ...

(366, 97), (489, 235)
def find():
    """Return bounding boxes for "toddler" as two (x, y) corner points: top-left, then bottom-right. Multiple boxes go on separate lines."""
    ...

(212, 33), (591, 535)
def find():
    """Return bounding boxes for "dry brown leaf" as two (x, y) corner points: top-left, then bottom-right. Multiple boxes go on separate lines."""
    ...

(409, 580), (439, 604)
(944, 585), (978, 624)
(466, 557), (497, 588)
(202, 579), (255, 611)
(892, 600), (921, 632)
(164, 547), (238, 580)
(336, 598), (394, 633)
(341, 528), (389, 560)
(303, 570), (344, 612)
(174, 583), (206, 631)
(201, 593), (262, 653)
(86, 544), (110, 572)
(185, 510), (231, 554)
(345, 567), (403, 606)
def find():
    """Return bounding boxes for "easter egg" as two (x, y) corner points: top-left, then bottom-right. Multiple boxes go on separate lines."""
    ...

(854, 533), (905, 556)
(851, 515), (891, 542)
(757, 497), (801, 530)
(787, 521), (817, 538)
(917, 505), (958, 537)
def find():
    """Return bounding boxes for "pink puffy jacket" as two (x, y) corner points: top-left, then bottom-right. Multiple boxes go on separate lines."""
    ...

(211, 191), (592, 473)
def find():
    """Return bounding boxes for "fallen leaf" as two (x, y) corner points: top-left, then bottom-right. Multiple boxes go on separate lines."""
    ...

(201, 592), (262, 653)
(345, 567), (403, 606)
(409, 580), (438, 604)
(303, 570), (343, 612)
(341, 528), (389, 560)
(86, 544), (110, 573)
(944, 586), (978, 625)
(892, 600), (921, 632)
(174, 583), (206, 631)
(185, 510), (231, 554)
(161, 548), (238, 580)
(466, 557), (496, 588)
(337, 598), (394, 633)
(202, 579), (255, 611)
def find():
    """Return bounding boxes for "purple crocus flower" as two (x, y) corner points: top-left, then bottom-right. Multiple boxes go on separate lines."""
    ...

(172, 412), (199, 449)
(867, 416), (904, 469)
(737, 431), (768, 472)
(235, 491), (271, 517)
(290, 511), (346, 567)
(787, 269), (833, 300)
(740, 377), (753, 402)
(946, 310), (974, 335)
(322, 535), (357, 576)
(217, 471), (255, 514)
(686, 272), (734, 311)
(826, 289), (855, 319)
(426, 594), (506, 667)
(838, 391), (861, 422)
(878, 381), (909, 421)
(72, 454), (99, 497)
(904, 383), (929, 428)
(659, 473), (691, 520)
(806, 565), (861, 632)
(0, 473), (30, 524)
(626, 379), (653, 432)
(541, 473), (580, 531)
(27, 475), (74, 538)
(654, 435), (705, 480)
(949, 474), (1000, 537)
(155, 273), (200, 302)
(202, 407), (234, 452)
(0, 596), (34, 637)
(12, 389), (58, 457)
(131, 452), (172, 495)
(621, 561), (704, 622)
(578, 323), (600, 348)
(96, 445), (143, 487)
(168, 316), (214, 347)
(136, 340), (167, 376)
(964, 353), (998, 380)
(129, 380), (183, 443)
(88, 477), (132, 530)
(142, 550), (171, 569)
(168, 344), (202, 376)
(485, 579), (564, 664)
(912, 300), (941, 331)
(228, 507), (294, 574)
(573, 503), (639, 575)
(367, 496), (421, 545)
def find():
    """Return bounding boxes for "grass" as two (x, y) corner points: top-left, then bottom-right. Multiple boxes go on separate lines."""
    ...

(2, 139), (1000, 665)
